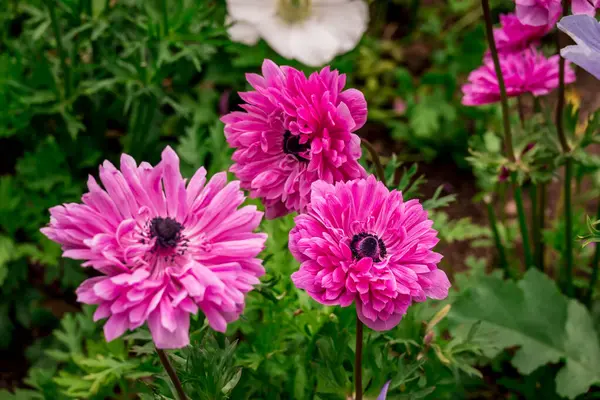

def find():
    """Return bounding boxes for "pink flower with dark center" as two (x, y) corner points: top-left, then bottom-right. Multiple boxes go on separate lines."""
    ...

(515, 0), (598, 27)
(221, 59), (367, 219)
(462, 48), (576, 106)
(41, 147), (266, 348)
(289, 176), (450, 331)
(494, 13), (553, 53)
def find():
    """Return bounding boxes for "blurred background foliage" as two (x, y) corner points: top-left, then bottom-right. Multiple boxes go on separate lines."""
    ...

(2, 0), (600, 399)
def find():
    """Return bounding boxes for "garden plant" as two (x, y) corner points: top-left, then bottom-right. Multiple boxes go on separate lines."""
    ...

(3, 0), (600, 399)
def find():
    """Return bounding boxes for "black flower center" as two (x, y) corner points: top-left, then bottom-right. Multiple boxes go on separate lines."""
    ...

(351, 232), (387, 262)
(283, 130), (310, 161)
(149, 217), (183, 249)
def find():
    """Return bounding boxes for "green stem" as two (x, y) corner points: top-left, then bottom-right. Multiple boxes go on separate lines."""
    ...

(536, 183), (546, 272)
(486, 196), (509, 276)
(555, 0), (571, 154)
(512, 173), (534, 269)
(161, 0), (169, 37)
(530, 185), (539, 268)
(586, 202), (600, 306)
(354, 318), (363, 400)
(481, 0), (515, 162)
(564, 157), (574, 296)
(361, 139), (386, 183)
(47, 0), (71, 99)
(156, 348), (187, 400)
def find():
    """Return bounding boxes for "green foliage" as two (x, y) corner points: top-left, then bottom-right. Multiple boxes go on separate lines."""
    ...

(452, 269), (600, 399)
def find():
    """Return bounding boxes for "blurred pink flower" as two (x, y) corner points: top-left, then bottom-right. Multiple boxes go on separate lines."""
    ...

(515, 0), (598, 27)
(221, 59), (367, 219)
(393, 97), (407, 115)
(494, 13), (553, 53)
(42, 147), (266, 348)
(290, 175), (450, 331)
(462, 48), (576, 106)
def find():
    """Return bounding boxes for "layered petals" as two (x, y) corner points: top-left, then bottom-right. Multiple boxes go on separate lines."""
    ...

(221, 59), (367, 219)
(462, 48), (576, 106)
(290, 176), (450, 331)
(558, 14), (600, 79)
(43, 147), (267, 348)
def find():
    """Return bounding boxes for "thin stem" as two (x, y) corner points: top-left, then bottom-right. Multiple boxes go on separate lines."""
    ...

(481, 0), (515, 162)
(354, 318), (364, 400)
(361, 139), (386, 183)
(161, 0), (169, 37)
(486, 196), (509, 276)
(564, 157), (574, 296)
(530, 184), (539, 268)
(47, 0), (71, 99)
(536, 183), (546, 272)
(156, 348), (188, 400)
(555, 0), (570, 154)
(512, 173), (534, 269)
(586, 202), (600, 306)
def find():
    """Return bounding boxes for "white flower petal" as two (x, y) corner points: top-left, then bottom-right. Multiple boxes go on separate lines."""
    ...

(228, 20), (261, 46)
(314, 0), (369, 54)
(226, 0), (277, 23)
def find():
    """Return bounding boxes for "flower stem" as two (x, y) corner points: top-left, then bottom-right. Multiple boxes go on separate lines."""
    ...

(354, 318), (363, 400)
(47, 0), (71, 99)
(555, 0), (570, 154)
(586, 202), (600, 306)
(530, 184), (539, 266)
(485, 195), (509, 277)
(361, 139), (386, 183)
(536, 183), (546, 272)
(481, 0), (515, 162)
(564, 157), (574, 296)
(512, 173), (534, 269)
(156, 348), (187, 400)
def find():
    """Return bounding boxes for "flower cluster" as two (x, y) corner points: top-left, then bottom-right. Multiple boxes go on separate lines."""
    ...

(43, 60), (449, 352)
(462, 1), (580, 106)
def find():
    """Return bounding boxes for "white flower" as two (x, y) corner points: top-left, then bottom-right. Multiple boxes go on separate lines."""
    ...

(226, 0), (369, 67)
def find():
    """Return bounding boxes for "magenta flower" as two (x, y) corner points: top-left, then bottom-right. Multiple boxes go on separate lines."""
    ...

(41, 147), (266, 348)
(289, 176), (450, 331)
(515, 0), (597, 27)
(221, 59), (367, 219)
(462, 48), (576, 106)
(494, 13), (552, 53)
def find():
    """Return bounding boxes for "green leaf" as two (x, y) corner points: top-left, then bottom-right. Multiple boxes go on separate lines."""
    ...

(452, 269), (600, 399)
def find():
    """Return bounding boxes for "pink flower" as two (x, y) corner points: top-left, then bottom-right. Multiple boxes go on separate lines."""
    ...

(515, 0), (597, 27)
(221, 59), (367, 219)
(41, 147), (267, 348)
(289, 176), (450, 331)
(462, 48), (576, 106)
(494, 13), (552, 53)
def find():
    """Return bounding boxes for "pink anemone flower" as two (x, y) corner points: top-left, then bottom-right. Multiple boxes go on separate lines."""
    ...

(221, 59), (367, 219)
(462, 48), (576, 106)
(494, 13), (553, 53)
(515, 0), (598, 27)
(41, 147), (267, 348)
(289, 175), (450, 331)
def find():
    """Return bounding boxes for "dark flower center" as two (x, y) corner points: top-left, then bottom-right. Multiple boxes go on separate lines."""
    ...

(283, 130), (310, 161)
(351, 232), (387, 262)
(149, 217), (183, 249)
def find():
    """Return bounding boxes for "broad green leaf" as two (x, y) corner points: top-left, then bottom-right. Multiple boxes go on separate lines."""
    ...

(452, 269), (600, 399)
